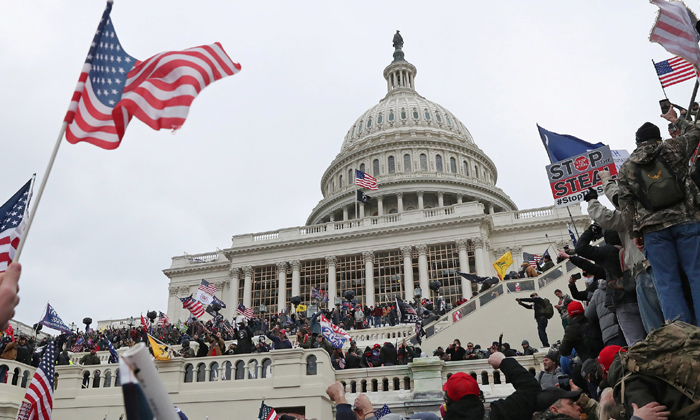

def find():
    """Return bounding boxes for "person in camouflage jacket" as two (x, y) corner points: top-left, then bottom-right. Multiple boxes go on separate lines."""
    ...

(617, 106), (700, 326)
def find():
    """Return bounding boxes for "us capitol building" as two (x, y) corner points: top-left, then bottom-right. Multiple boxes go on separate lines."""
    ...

(163, 39), (588, 321)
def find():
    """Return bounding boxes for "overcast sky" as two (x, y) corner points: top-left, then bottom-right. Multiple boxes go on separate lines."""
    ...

(2, 0), (697, 330)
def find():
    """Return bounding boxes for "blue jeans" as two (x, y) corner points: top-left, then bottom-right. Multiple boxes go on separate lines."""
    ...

(635, 268), (665, 332)
(644, 221), (700, 325)
(537, 317), (549, 347)
(373, 316), (381, 327)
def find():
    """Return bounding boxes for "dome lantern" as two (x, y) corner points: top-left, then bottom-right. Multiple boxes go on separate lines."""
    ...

(384, 30), (416, 93)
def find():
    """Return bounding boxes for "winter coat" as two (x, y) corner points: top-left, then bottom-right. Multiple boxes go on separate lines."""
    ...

(536, 366), (562, 389)
(618, 117), (700, 237)
(206, 333), (225, 357)
(195, 338), (208, 357)
(79, 353), (101, 365)
(585, 283), (624, 345)
(379, 342), (397, 365)
(559, 315), (605, 363)
(443, 395), (485, 420)
(235, 326), (254, 354)
(488, 358), (541, 420)
(575, 226), (623, 279)
(0, 342), (16, 360)
(518, 297), (549, 320)
(15, 343), (32, 365)
(568, 274), (599, 302)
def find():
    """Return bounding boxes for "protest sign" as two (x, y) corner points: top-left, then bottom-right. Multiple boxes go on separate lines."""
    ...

(611, 149), (629, 171)
(546, 145), (618, 207)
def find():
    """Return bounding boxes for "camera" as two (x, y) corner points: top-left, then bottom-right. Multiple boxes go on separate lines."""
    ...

(557, 375), (571, 391)
(571, 273), (582, 280)
(660, 99), (671, 114)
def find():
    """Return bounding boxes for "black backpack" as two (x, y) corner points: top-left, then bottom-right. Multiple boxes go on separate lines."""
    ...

(633, 154), (685, 211)
(542, 298), (555, 319)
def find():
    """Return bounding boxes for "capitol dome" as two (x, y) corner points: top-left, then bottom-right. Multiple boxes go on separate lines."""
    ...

(306, 39), (517, 225)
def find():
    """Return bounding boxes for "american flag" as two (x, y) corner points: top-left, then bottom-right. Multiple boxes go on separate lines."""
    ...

(0, 179), (32, 273)
(157, 311), (169, 325)
(237, 303), (254, 320)
(258, 402), (278, 420)
(71, 337), (84, 353)
(650, 0), (700, 74)
(374, 404), (392, 419)
(355, 170), (378, 190)
(522, 252), (542, 269)
(24, 342), (55, 420)
(198, 279), (217, 296)
(655, 56), (698, 88)
(64, 2), (241, 150)
(180, 296), (205, 318)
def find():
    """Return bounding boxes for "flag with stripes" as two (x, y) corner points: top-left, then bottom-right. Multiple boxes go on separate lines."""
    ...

(649, 0), (700, 74)
(24, 341), (55, 420)
(180, 295), (205, 318)
(156, 311), (169, 325)
(0, 179), (32, 273)
(195, 280), (216, 305)
(654, 56), (698, 87)
(71, 337), (84, 353)
(522, 252), (542, 269)
(236, 303), (254, 320)
(355, 170), (378, 190)
(105, 337), (119, 364)
(258, 401), (279, 420)
(64, 2), (241, 150)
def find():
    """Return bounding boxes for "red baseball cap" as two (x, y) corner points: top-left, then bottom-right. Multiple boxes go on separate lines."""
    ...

(567, 301), (584, 317)
(442, 372), (479, 401)
(598, 345), (626, 374)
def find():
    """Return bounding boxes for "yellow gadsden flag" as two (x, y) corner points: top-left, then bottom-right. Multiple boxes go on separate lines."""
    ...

(493, 251), (514, 281)
(147, 334), (172, 361)
(296, 304), (308, 313)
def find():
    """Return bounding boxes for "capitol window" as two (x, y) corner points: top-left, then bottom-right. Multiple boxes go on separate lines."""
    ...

(400, 109), (407, 120)
(420, 154), (427, 171)
(446, 115), (452, 126)
(436, 155), (443, 172)
(339, 175), (343, 187)
(475, 165), (479, 179)
(373, 159), (380, 176)
(463, 160), (469, 176)
(389, 111), (394, 121)
(358, 121), (363, 133)
(377, 114), (383, 124)
(404, 154), (412, 172)
(424, 110), (431, 120)
(367, 117), (372, 128)
(450, 157), (457, 174)
(388, 156), (395, 174)
(360, 163), (365, 173)
(412, 108), (419, 119)
(436, 113), (442, 123)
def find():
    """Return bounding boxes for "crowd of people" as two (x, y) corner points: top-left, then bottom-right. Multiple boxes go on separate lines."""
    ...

(3, 104), (700, 418)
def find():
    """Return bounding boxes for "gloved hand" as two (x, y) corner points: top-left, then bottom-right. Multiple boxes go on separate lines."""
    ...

(598, 169), (612, 183)
(583, 187), (598, 202)
(589, 222), (603, 236)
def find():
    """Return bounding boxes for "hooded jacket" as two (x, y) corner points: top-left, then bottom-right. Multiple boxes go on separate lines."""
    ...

(559, 315), (605, 363)
(618, 117), (700, 237)
(585, 282), (624, 345)
(443, 395), (485, 420)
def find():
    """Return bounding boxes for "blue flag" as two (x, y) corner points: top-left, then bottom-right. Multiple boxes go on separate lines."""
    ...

(374, 404), (392, 419)
(567, 224), (578, 246)
(537, 125), (605, 163)
(39, 303), (72, 333)
(105, 337), (119, 364)
(211, 295), (226, 309)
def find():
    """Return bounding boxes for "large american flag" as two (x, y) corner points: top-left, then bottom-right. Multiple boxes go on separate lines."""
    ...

(258, 402), (279, 420)
(24, 342), (55, 420)
(355, 170), (378, 190)
(0, 179), (32, 273)
(522, 252), (542, 269)
(156, 311), (170, 325)
(655, 56), (698, 88)
(650, 0), (700, 74)
(64, 2), (241, 150)
(180, 296), (205, 318)
(237, 303), (254, 320)
(198, 279), (217, 296)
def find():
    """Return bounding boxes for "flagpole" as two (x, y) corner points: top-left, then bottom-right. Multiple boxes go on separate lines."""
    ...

(686, 80), (700, 121)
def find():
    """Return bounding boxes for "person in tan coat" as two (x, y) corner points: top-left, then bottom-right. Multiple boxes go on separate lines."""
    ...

(521, 262), (538, 278)
(205, 331), (225, 357)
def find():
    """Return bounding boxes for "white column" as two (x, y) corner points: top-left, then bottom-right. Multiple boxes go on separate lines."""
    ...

(243, 266), (253, 309)
(277, 262), (287, 314)
(291, 260), (301, 298)
(326, 256), (337, 303)
(377, 195), (384, 216)
(401, 246), (414, 301)
(457, 195), (463, 204)
(456, 240), (469, 298)
(438, 192), (444, 207)
(417, 191), (424, 210)
(343, 207), (349, 221)
(397, 192), (404, 213)
(417, 244), (429, 299)
(359, 203), (365, 218)
(227, 268), (240, 317)
(473, 238), (487, 276)
(363, 251), (375, 307)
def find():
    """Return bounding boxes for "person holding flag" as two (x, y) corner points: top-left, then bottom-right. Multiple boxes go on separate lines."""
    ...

(516, 293), (553, 347)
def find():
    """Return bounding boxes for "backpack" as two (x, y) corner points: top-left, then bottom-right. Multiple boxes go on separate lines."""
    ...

(542, 298), (555, 319)
(616, 321), (700, 417)
(633, 154), (685, 211)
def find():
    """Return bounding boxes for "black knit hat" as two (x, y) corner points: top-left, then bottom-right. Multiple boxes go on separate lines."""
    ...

(636, 122), (661, 143)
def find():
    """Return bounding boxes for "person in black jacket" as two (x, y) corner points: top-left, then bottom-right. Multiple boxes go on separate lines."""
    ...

(559, 301), (604, 365)
(575, 223), (646, 345)
(234, 319), (254, 354)
(487, 352), (542, 420)
(517, 293), (550, 347)
(379, 342), (397, 366)
(193, 334), (208, 358)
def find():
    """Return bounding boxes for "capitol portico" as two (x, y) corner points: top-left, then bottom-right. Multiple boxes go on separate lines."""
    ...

(164, 42), (588, 321)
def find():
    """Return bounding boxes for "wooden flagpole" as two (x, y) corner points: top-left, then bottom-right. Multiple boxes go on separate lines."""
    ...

(13, 122), (68, 263)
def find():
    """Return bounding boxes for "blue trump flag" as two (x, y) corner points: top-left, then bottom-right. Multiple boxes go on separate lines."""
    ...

(39, 303), (72, 333)
(537, 124), (605, 163)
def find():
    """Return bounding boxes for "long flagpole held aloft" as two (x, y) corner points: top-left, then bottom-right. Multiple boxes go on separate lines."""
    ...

(686, 80), (700, 121)
(13, 123), (67, 263)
